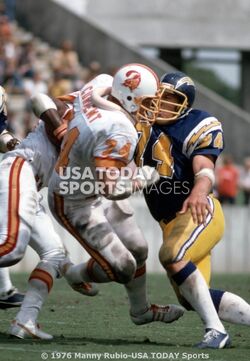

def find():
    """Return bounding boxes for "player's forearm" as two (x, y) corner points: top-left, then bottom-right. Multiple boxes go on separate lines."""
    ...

(192, 176), (213, 197)
(192, 155), (215, 195)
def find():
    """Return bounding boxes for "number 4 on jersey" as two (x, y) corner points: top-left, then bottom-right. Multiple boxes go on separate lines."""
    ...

(135, 122), (174, 178)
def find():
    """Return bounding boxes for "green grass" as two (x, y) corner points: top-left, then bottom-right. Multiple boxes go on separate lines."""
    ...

(0, 273), (250, 361)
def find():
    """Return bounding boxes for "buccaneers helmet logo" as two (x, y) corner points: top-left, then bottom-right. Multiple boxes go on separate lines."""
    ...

(122, 70), (141, 91)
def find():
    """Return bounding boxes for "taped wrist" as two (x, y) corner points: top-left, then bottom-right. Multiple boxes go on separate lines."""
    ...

(195, 168), (215, 186)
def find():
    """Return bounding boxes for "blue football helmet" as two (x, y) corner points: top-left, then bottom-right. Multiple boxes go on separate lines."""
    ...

(157, 71), (196, 124)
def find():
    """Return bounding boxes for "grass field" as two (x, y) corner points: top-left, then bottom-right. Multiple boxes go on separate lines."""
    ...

(0, 273), (250, 361)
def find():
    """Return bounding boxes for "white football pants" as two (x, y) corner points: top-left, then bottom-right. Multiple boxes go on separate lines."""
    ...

(49, 193), (148, 284)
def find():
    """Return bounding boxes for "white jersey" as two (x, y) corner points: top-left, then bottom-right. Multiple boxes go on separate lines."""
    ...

(49, 74), (138, 200)
(3, 122), (58, 189)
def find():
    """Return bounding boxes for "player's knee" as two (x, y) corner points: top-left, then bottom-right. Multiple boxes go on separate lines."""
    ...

(115, 254), (137, 284)
(40, 248), (66, 274)
(128, 239), (148, 265)
(159, 244), (175, 269)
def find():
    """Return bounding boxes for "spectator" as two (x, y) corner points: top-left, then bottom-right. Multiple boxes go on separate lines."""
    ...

(84, 60), (101, 83)
(17, 39), (36, 79)
(51, 39), (80, 81)
(0, 14), (11, 39)
(216, 154), (239, 204)
(239, 156), (250, 205)
(0, 16), (22, 93)
(23, 70), (48, 97)
(48, 71), (73, 98)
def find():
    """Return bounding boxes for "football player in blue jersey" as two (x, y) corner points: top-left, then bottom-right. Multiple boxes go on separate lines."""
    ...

(135, 71), (250, 349)
(0, 86), (20, 152)
(0, 85), (24, 309)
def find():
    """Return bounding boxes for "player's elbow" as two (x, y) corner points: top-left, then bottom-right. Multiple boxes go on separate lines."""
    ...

(31, 93), (57, 119)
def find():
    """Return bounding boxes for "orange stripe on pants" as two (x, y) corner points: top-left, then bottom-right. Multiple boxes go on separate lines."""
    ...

(134, 264), (146, 278)
(53, 193), (117, 281)
(0, 157), (25, 257)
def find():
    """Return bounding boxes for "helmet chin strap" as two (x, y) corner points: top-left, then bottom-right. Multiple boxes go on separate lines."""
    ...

(91, 87), (135, 124)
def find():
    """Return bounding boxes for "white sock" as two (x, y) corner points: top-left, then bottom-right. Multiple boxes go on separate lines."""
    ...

(63, 259), (111, 284)
(0, 268), (13, 295)
(218, 291), (250, 325)
(178, 268), (225, 333)
(16, 283), (46, 324)
(124, 265), (149, 315)
(15, 261), (56, 324)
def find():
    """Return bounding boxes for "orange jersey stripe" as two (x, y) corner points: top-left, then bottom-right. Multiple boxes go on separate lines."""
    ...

(53, 193), (116, 281)
(56, 94), (77, 103)
(94, 157), (126, 169)
(62, 107), (74, 122)
(0, 157), (25, 257)
(29, 268), (53, 292)
(53, 123), (68, 139)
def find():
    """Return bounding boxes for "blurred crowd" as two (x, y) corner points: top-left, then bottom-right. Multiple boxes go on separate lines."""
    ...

(0, 0), (116, 139)
(215, 154), (250, 206)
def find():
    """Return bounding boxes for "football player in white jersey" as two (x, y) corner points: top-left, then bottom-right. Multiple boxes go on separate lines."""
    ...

(0, 86), (25, 309)
(35, 63), (184, 327)
(0, 94), (97, 340)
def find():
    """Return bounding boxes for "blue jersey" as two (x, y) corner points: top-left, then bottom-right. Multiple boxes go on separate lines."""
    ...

(135, 109), (224, 222)
(0, 109), (7, 134)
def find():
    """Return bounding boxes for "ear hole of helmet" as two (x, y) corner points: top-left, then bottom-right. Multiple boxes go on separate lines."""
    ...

(135, 96), (159, 123)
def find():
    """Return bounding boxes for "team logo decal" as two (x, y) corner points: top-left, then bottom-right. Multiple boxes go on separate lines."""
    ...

(176, 76), (194, 89)
(122, 70), (141, 91)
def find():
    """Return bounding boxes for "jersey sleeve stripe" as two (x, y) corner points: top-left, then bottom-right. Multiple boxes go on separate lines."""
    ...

(182, 117), (222, 157)
(94, 157), (126, 169)
(56, 94), (77, 103)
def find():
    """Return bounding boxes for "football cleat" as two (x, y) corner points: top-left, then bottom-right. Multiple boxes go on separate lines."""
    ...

(9, 320), (53, 340)
(60, 259), (99, 297)
(0, 288), (25, 309)
(196, 328), (231, 349)
(70, 281), (99, 297)
(130, 303), (184, 325)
